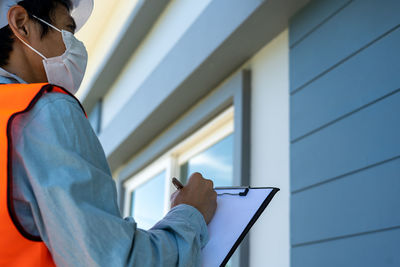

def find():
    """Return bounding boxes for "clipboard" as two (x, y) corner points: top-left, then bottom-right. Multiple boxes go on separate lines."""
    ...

(201, 186), (279, 267)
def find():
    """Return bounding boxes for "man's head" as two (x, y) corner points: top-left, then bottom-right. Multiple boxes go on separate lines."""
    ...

(1, 0), (75, 82)
(0, 0), (93, 89)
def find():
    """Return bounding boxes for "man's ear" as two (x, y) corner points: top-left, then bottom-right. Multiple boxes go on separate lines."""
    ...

(7, 5), (34, 42)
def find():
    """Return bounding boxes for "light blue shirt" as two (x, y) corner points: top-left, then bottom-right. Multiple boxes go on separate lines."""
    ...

(1, 73), (208, 266)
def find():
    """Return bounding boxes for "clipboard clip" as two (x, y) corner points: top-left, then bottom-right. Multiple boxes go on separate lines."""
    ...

(216, 187), (250, 197)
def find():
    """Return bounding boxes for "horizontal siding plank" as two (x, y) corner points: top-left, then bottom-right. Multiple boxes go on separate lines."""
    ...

(290, 0), (400, 92)
(291, 158), (400, 245)
(290, 25), (400, 141)
(292, 227), (400, 267)
(291, 90), (400, 192)
(289, 0), (350, 47)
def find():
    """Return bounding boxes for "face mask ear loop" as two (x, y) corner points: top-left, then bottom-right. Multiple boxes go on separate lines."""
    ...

(14, 34), (47, 60)
(31, 14), (61, 33)
(15, 14), (63, 59)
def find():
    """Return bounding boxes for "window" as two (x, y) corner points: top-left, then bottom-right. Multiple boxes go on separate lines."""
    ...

(123, 156), (170, 229)
(130, 170), (166, 229)
(122, 106), (235, 265)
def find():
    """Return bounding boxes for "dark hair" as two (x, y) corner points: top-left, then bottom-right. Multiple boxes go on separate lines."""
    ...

(0, 0), (72, 67)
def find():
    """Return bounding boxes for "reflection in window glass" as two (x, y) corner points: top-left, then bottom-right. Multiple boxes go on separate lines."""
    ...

(180, 133), (233, 186)
(130, 171), (166, 230)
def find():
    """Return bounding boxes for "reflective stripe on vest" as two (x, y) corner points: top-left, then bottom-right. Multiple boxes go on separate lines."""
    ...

(0, 83), (87, 266)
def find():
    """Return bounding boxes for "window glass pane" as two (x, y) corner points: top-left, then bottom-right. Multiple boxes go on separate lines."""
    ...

(180, 133), (233, 186)
(130, 170), (166, 230)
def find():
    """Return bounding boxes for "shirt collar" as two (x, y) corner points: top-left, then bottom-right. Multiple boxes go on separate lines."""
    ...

(0, 67), (27, 84)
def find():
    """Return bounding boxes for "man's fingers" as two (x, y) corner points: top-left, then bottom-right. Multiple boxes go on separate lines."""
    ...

(187, 172), (203, 184)
(206, 179), (214, 188)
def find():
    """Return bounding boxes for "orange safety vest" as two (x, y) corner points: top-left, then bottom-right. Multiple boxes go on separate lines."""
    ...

(0, 83), (87, 266)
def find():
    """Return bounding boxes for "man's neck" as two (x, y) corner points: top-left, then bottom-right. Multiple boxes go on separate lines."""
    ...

(4, 46), (46, 84)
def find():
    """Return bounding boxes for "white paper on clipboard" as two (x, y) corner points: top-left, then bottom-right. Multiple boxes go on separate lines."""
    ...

(201, 187), (279, 267)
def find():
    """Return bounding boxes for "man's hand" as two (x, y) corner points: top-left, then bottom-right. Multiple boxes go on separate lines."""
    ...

(170, 172), (217, 224)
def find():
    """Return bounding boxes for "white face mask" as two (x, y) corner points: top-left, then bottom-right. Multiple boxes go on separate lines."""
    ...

(15, 15), (88, 95)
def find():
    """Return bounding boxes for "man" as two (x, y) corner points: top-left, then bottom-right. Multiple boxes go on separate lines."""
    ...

(0, 0), (217, 266)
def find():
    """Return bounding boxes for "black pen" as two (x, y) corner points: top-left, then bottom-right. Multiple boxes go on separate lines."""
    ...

(172, 177), (184, 190)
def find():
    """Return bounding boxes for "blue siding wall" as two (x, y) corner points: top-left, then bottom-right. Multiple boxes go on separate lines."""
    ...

(289, 0), (400, 266)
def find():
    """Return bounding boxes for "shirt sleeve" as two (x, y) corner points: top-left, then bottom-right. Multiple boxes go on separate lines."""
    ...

(12, 92), (209, 267)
